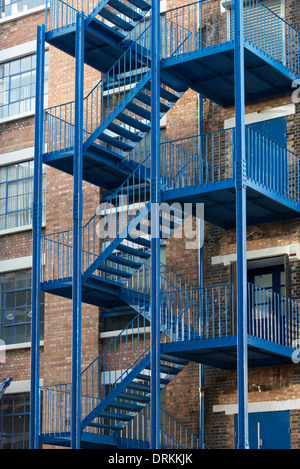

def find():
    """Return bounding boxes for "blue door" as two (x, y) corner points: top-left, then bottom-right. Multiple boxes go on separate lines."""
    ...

(235, 411), (291, 449)
(245, 117), (287, 196)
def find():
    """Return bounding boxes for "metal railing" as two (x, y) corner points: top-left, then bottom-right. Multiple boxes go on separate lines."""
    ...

(45, 0), (151, 32)
(245, 126), (300, 205)
(81, 313), (150, 422)
(161, 0), (300, 77)
(119, 405), (201, 449)
(161, 128), (235, 190)
(162, 126), (300, 207)
(247, 282), (300, 348)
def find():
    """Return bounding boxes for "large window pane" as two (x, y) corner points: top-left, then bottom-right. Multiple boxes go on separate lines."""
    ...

(0, 52), (48, 119)
(0, 0), (46, 19)
(0, 160), (46, 231)
(0, 394), (31, 449)
(0, 269), (44, 345)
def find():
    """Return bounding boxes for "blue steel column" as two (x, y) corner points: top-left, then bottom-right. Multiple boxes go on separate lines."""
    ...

(234, 0), (249, 449)
(198, 94), (205, 449)
(150, 0), (161, 449)
(30, 23), (45, 450)
(71, 11), (84, 449)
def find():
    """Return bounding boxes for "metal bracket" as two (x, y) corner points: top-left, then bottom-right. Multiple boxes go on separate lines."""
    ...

(236, 160), (247, 189)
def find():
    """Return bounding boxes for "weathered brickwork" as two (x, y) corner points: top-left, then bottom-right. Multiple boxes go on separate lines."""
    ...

(2, 0), (300, 450)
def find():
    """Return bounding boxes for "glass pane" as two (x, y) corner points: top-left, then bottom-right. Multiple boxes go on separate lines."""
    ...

(15, 270), (27, 289)
(253, 273), (272, 290)
(5, 272), (15, 290)
(15, 324), (26, 343)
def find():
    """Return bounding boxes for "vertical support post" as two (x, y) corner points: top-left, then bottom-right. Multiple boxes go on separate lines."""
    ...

(150, 0), (161, 450)
(234, 0), (249, 450)
(198, 94), (205, 450)
(71, 11), (84, 450)
(30, 23), (45, 450)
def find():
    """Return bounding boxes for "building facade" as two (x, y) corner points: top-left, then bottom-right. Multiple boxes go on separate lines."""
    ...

(1, 0), (300, 450)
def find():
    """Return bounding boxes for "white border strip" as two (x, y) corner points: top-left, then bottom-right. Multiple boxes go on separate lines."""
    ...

(0, 255), (32, 273)
(213, 399), (300, 415)
(212, 244), (300, 266)
(224, 104), (295, 129)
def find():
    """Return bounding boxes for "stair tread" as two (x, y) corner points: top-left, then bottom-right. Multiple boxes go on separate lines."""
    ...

(119, 392), (150, 403)
(97, 264), (133, 278)
(107, 122), (144, 142)
(117, 112), (151, 133)
(97, 410), (133, 421)
(109, 400), (144, 411)
(126, 234), (151, 248)
(107, 254), (143, 269)
(126, 102), (151, 121)
(117, 243), (150, 259)
(89, 422), (123, 431)
(136, 91), (171, 113)
(101, 8), (134, 31)
(128, 0), (151, 11)
(99, 132), (135, 152)
(108, 0), (144, 21)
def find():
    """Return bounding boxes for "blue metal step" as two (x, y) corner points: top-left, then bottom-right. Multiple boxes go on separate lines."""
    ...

(126, 234), (151, 248)
(125, 102), (151, 121)
(127, 0), (151, 11)
(108, 0), (144, 21)
(109, 401), (144, 412)
(117, 244), (151, 259)
(136, 373), (170, 386)
(107, 122), (144, 142)
(89, 422), (123, 431)
(97, 411), (133, 421)
(107, 254), (143, 269)
(98, 133), (135, 152)
(100, 8), (135, 31)
(127, 382), (150, 392)
(118, 392), (150, 403)
(117, 112), (151, 133)
(96, 264), (133, 278)
(136, 91), (171, 113)
(160, 353), (189, 366)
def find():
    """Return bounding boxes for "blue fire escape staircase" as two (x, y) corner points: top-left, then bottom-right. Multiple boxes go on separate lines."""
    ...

(40, 267), (201, 448)
(45, 0), (152, 72)
(34, 0), (300, 450)
(43, 23), (188, 188)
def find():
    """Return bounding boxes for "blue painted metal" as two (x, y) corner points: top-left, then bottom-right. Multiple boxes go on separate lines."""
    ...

(30, 23), (45, 450)
(234, 0), (249, 449)
(36, 0), (300, 450)
(198, 93), (205, 450)
(71, 11), (85, 449)
(150, 0), (161, 450)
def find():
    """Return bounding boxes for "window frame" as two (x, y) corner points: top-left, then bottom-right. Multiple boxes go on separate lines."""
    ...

(0, 267), (44, 346)
(0, 159), (46, 233)
(0, 42), (49, 124)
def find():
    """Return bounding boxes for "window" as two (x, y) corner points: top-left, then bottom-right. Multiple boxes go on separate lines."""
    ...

(0, 0), (46, 19)
(0, 51), (48, 119)
(0, 393), (30, 449)
(0, 268), (44, 345)
(0, 160), (46, 231)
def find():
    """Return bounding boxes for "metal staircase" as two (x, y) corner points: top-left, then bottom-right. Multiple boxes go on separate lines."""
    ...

(31, 0), (300, 451)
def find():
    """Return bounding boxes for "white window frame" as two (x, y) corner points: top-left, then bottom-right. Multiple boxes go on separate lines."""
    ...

(0, 146), (47, 236)
(0, 255), (45, 350)
(0, 40), (48, 124)
(0, 1), (49, 25)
